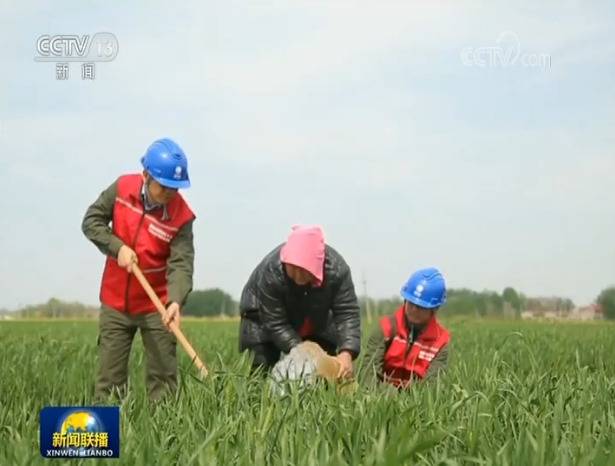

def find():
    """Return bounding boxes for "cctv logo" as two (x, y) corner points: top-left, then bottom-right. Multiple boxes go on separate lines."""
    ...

(35, 32), (119, 62)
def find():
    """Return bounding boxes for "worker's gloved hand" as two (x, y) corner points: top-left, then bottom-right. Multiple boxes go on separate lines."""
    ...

(335, 351), (353, 379)
(118, 245), (138, 272)
(164, 302), (181, 331)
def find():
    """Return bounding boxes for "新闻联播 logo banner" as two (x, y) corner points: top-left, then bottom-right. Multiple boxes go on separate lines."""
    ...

(39, 407), (119, 458)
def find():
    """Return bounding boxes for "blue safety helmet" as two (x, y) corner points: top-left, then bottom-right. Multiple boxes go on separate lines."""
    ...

(401, 267), (447, 310)
(141, 138), (190, 189)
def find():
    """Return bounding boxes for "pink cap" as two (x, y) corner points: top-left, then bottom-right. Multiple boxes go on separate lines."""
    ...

(280, 225), (326, 285)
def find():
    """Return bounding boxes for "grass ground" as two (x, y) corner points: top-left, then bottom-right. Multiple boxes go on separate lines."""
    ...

(1, 318), (614, 465)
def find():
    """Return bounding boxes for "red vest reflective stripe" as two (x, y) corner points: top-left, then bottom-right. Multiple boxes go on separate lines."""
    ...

(99, 174), (195, 313)
(380, 305), (450, 387)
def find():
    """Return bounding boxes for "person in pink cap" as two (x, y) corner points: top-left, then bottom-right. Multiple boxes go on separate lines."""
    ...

(239, 225), (361, 378)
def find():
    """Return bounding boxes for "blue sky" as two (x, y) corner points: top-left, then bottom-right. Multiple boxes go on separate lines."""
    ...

(1, 1), (614, 309)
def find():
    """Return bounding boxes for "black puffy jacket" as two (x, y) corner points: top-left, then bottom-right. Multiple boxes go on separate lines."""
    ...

(239, 244), (361, 356)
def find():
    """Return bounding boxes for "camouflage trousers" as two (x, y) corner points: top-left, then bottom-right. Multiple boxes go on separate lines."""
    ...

(95, 305), (177, 401)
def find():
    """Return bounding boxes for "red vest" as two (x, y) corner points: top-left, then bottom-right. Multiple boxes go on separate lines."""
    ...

(380, 306), (450, 388)
(100, 174), (195, 313)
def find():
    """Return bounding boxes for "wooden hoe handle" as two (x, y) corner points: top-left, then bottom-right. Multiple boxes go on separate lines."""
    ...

(132, 264), (208, 378)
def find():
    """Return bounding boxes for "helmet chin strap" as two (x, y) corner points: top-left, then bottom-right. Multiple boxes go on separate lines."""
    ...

(142, 177), (157, 207)
(142, 176), (170, 220)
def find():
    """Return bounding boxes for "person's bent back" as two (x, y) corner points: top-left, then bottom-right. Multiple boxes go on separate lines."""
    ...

(239, 225), (361, 379)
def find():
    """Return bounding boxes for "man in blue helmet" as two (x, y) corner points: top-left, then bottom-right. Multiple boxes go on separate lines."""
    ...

(82, 138), (196, 401)
(361, 268), (450, 389)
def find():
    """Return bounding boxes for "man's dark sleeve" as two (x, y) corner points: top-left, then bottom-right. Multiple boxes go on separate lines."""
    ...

(167, 220), (195, 307)
(258, 271), (301, 353)
(81, 180), (124, 258)
(331, 264), (361, 357)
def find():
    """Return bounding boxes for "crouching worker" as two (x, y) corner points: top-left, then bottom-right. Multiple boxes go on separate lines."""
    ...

(82, 138), (195, 401)
(239, 225), (361, 379)
(362, 267), (450, 388)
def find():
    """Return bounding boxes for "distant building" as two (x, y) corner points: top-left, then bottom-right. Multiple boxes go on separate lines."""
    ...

(522, 304), (602, 321)
(570, 304), (602, 321)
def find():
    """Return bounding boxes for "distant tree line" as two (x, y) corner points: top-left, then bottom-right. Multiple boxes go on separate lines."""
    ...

(359, 287), (576, 320)
(182, 288), (239, 317)
(0, 292), (239, 319)
(2, 298), (99, 319)
(597, 287), (615, 320)
(7, 285), (608, 320)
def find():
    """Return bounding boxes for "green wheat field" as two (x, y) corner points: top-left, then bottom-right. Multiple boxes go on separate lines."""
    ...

(1, 319), (615, 465)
